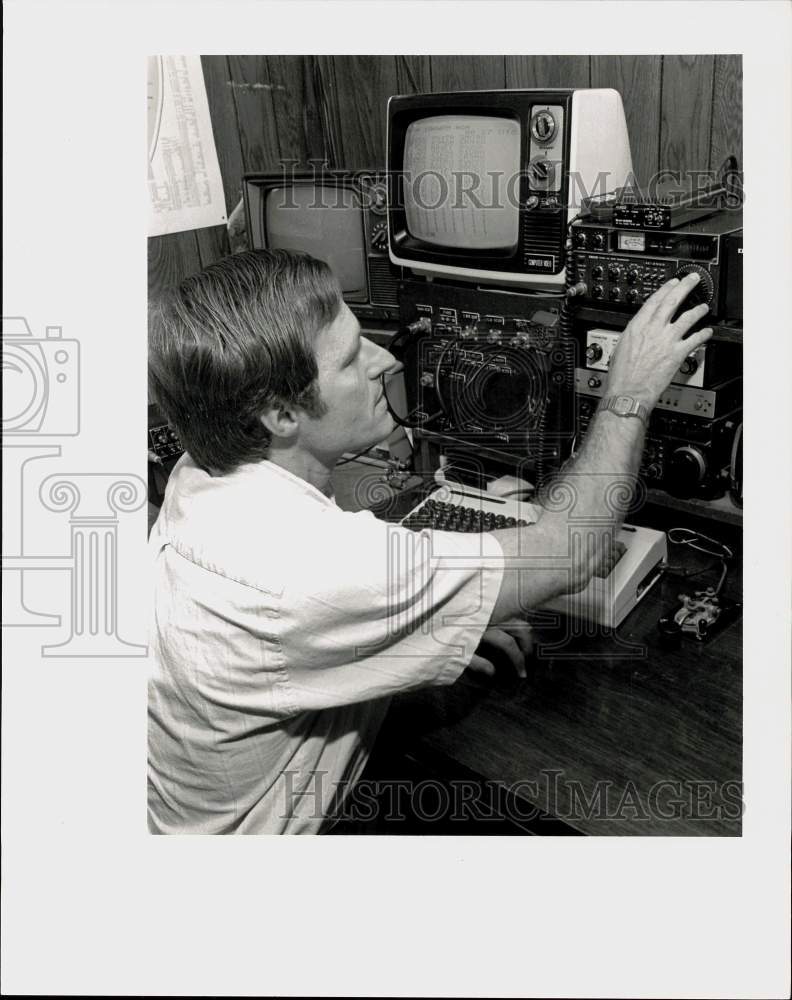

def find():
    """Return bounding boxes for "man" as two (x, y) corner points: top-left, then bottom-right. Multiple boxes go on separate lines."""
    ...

(148, 249), (711, 834)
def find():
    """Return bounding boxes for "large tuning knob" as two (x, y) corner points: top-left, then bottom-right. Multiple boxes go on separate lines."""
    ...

(674, 264), (715, 307)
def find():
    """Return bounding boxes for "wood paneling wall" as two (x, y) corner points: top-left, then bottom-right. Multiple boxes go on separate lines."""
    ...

(148, 54), (742, 300)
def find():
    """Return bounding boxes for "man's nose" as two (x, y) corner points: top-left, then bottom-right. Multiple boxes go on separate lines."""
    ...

(365, 338), (403, 376)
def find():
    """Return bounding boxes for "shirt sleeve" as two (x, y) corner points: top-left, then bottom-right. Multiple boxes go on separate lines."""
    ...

(277, 508), (505, 711)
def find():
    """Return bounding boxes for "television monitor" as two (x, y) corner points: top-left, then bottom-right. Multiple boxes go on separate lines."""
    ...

(243, 170), (403, 325)
(387, 89), (634, 290)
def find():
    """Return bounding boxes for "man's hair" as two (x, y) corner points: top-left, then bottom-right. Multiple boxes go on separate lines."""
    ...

(149, 249), (341, 473)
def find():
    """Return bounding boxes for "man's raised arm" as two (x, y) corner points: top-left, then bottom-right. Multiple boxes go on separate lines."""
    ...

(490, 272), (713, 622)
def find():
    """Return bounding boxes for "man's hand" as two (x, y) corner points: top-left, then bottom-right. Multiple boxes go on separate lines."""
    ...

(606, 273), (714, 408)
(466, 618), (534, 679)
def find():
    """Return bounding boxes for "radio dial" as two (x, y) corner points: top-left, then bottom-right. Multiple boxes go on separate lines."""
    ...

(609, 286), (622, 302)
(586, 343), (603, 364)
(607, 265), (622, 281)
(592, 285), (605, 300)
(591, 265), (604, 280)
(674, 264), (715, 305)
(626, 267), (641, 285)
(574, 232), (587, 248)
(679, 354), (699, 376)
(592, 233), (605, 249)
(626, 289), (641, 304)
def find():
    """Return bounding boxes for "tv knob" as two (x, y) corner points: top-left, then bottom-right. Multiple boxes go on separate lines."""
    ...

(531, 110), (557, 143)
(674, 264), (715, 305)
(529, 157), (555, 186)
(609, 286), (622, 302)
(586, 343), (603, 364)
(591, 265), (604, 280)
(607, 265), (622, 281)
(679, 354), (699, 376)
(370, 220), (388, 250)
(592, 233), (605, 249)
(592, 285), (605, 299)
(626, 267), (641, 285)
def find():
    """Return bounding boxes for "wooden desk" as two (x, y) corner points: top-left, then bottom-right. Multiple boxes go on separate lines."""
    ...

(340, 470), (743, 837)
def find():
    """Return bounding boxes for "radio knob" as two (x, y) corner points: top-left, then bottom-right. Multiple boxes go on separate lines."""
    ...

(587, 375), (602, 389)
(460, 325), (476, 339)
(679, 354), (699, 376)
(609, 286), (622, 302)
(626, 289), (641, 304)
(592, 233), (605, 249)
(644, 462), (663, 481)
(586, 343), (604, 364)
(407, 317), (432, 335)
(573, 231), (587, 248)
(607, 265), (622, 281)
(674, 264), (715, 305)
(591, 265), (604, 280)
(668, 445), (708, 498)
(592, 285), (605, 299)
(419, 372), (435, 387)
(626, 267), (641, 285)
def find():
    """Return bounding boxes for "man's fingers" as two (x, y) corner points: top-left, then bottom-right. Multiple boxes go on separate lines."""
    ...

(675, 325), (714, 355)
(467, 653), (495, 677)
(656, 272), (703, 323)
(639, 276), (681, 318)
(497, 619), (534, 660)
(670, 301), (711, 338)
(478, 627), (527, 678)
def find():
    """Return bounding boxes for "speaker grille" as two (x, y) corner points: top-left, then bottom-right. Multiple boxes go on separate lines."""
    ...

(368, 257), (400, 307)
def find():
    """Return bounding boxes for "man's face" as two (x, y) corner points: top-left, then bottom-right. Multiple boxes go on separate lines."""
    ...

(298, 302), (400, 464)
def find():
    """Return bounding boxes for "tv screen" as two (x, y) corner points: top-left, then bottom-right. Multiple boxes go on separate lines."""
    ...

(264, 184), (368, 300)
(402, 115), (521, 251)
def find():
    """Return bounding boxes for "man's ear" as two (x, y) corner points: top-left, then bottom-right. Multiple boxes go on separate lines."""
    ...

(260, 401), (300, 441)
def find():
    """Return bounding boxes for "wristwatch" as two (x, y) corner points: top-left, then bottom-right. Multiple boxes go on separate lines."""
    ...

(599, 394), (650, 427)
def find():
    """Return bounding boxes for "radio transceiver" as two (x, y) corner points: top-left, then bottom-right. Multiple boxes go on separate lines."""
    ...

(576, 392), (741, 500)
(569, 211), (741, 318)
(582, 327), (740, 389)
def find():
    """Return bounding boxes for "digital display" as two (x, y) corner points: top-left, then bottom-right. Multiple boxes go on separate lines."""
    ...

(402, 115), (520, 250)
(265, 184), (367, 298)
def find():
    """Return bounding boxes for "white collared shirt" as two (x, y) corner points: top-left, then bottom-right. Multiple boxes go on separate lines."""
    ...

(148, 455), (504, 833)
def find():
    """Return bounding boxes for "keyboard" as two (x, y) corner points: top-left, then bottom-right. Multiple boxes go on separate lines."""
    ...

(401, 484), (667, 627)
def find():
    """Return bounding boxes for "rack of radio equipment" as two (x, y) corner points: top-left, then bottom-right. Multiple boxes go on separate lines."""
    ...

(393, 280), (576, 472)
(568, 209), (742, 320)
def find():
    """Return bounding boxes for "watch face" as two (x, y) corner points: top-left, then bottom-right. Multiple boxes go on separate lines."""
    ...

(614, 395), (632, 414)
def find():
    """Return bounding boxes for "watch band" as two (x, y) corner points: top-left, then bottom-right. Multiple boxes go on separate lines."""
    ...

(600, 394), (650, 427)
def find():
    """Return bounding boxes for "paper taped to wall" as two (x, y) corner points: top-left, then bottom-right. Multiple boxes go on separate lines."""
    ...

(147, 55), (227, 237)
